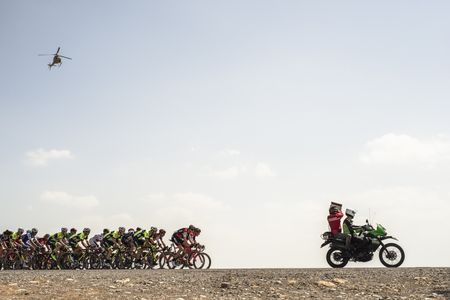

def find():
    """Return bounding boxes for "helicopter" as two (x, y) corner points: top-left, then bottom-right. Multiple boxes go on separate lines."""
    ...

(38, 47), (72, 69)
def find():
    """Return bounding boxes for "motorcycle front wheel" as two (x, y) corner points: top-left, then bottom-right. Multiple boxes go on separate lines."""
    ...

(326, 248), (349, 268)
(379, 243), (405, 268)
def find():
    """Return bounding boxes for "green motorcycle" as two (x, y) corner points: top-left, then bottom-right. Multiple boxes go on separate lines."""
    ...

(321, 220), (405, 268)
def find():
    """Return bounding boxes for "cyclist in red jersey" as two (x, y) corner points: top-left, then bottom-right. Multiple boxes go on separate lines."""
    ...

(36, 234), (51, 253)
(171, 225), (198, 256)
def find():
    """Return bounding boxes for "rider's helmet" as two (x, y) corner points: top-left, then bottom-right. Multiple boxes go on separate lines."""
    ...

(118, 227), (126, 234)
(329, 205), (339, 214)
(83, 228), (91, 234)
(188, 225), (196, 231)
(345, 208), (356, 218)
(70, 228), (77, 234)
(128, 228), (135, 233)
(158, 229), (166, 236)
(31, 228), (38, 235)
(194, 227), (201, 235)
(17, 228), (24, 234)
(61, 227), (68, 234)
(43, 234), (50, 240)
(103, 228), (110, 235)
(149, 227), (157, 235)
(136, 227), (142, 231)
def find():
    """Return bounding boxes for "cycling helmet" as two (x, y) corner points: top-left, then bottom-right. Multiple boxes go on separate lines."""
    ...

(188, 225), (196, 230)
(61, 227), (68, 234)
(118, 227), (126, 233)
(17, 228), (24, 234)
(345, 208), (356, 218)
(70, 228), (77, 234)
(195, 227), (201, 234)
(136, 227), (142, 231)
(149, 227), (157, 234)
(128, 228), (135, 233)
(159, 229), (166, 235)
(31, 228), (38, 234)
(83, 228), (91, 234)
(103, 228), (110, 235)
(43, 234), (50, 239)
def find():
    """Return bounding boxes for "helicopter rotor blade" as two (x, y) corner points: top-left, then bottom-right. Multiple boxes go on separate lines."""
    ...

(38, 54), (55, 56)
(59, 56), (72, 60)
(56, 47), (60, 54)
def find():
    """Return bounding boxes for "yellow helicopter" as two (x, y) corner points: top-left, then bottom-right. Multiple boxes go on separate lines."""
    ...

(38, 47), (72, 69)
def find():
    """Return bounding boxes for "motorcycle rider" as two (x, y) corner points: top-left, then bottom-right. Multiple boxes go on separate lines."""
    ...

(343, 209), (365, 250)
(327, 202), (344, 236)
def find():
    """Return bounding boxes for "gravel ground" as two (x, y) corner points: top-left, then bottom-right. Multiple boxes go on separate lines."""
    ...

(0, 268), (448, 299)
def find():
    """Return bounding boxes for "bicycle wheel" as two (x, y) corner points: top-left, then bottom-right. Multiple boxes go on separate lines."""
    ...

(200, 252), (211, 269)
(60, 253), (75, 269)
(191, 252), (205, 269)
(158, 251), (171, 269)
(149, 250), (162, 269)
(30, 254), (41, 270)
(113, 253), (125, 269)
(192, 253), (211, 269)
(166, 253), (184, 269)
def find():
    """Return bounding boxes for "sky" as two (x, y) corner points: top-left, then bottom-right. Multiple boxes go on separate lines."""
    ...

(1, 1), (450, 268)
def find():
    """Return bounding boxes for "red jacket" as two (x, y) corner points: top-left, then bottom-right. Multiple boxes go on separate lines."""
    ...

(327, 211), (344, 236)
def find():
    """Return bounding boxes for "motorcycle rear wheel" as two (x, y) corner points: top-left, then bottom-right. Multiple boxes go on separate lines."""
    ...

(326, 248), (349, 268)
(379, 243), (405, 268)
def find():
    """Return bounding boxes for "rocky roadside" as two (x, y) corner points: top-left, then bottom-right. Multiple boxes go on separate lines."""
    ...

(0, 268), (448, 299)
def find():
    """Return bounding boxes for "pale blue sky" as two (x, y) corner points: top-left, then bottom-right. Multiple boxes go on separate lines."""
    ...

(1, 1), (450, 267)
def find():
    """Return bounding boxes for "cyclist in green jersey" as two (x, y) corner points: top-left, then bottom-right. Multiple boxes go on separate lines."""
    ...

(48, 227), (70, 262)
(133, 227), (158, 263)
(102, 227), (126, 263)
(11, 228), (25, 248)
(69, 228), (91, 261)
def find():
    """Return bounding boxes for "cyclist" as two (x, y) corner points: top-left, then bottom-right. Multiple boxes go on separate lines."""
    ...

(121, 228), (136, 249)
(0, 230), (13, 257)
(192, 227), (201, 242)
(133, 227), (149, 248)
(48, 227), (70, 262)
(133, 227), (157, 265)
(22, 228), (41, 250)
(89, 229), (108, 251)
(102, 227), (126, 264)
(11, 228), (25, 248)
(171, 225), (197, 257)
(37, 234), (51, 252)
(21, 228), (40, 268)
(70, 228), (77, 236)
(69, 228), (91, 261)
(154, 228), (167, 250)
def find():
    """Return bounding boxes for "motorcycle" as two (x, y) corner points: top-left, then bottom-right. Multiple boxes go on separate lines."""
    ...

(320, 220), (405, 268)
